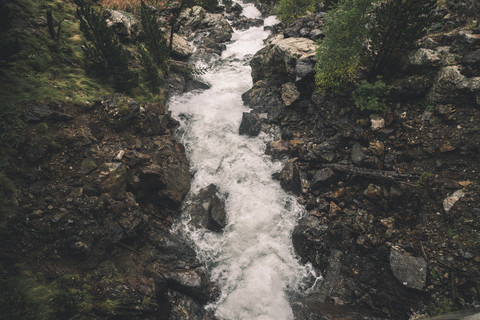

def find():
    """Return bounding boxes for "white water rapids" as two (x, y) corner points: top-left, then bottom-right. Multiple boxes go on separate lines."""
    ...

(170, 2), (319, 319)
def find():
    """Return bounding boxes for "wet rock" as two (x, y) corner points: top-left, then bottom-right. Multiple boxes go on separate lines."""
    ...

(104, 9), (140, 42)
(279, 159), (302, 196)
(239, 112), (261, 136)
(281, 82), (300, 107)
(163, 269), (208, 299)
(167, 289), (210, 320)
(266, 140), (290, 159)
(241, 80), (284, 122)
(390, 248), (427, 291)
(185, 184), (227, 232)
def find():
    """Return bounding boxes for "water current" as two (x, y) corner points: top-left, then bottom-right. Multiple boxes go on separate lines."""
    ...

(169, 2), (319, 319)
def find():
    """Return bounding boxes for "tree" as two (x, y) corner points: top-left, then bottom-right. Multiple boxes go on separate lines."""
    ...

(314, 0), (373, 95)
(276, 0), (317, 24)
(74, 0), (137, 92)
(137, 44), (161, 93)
(140, 1), (169, 72)
(368, 0), (437, 78)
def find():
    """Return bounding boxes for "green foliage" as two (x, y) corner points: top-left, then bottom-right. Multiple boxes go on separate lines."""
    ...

(0, 0), (20, 61)
(0, 265), (57, 320)
(0, 104), (23, 145)
(352, 77), (388, 111)
(138, 44), (162, 94)
(368, 0), (437, 78)
(36, 122), (49, 134)
(315, 0), (373, 95)
(276, 0), (317, 24)
(74, 0), (138, 92)
(417, 171), (433, 186)
(140, 1), (169, 71)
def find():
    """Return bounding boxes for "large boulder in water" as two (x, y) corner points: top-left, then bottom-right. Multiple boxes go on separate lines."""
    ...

(250, 35), (316, 83)
(184, 184), (227, 232)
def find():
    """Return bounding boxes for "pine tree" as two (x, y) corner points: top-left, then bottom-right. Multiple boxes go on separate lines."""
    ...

(138, 44), (161, 94)
(140, 1), (169, 72)
(74, 0), (137, 92)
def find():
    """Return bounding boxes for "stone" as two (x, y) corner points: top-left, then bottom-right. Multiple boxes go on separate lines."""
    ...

(21, 103), (73, 123)
(428, 66), (480, 106)
(310, 168), (335, 189)
(443, 189), (465, 212)
(295, 58), (315, 82)
(363, 184), (384, 200)
(169, 33), (195, 60)
(266, 140), (289, 159)
(390, 249), (427, 291)
(370, 114), (385, 130)
(250, 35), (316, 83)
(104, 9), (140, 42)
(80, 157), (98, 175)
(281, 82), (300, 107)
(279, 159), (302, 196)
(351, 143), (367, 165)
(239, 112), (261, 137)
(407, 48), (441, 68)
(99, 162), (127, 200)
(185, 184), (227, 232)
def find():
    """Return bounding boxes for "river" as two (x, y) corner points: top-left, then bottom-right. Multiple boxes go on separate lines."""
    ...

(169, 2), (319, 319)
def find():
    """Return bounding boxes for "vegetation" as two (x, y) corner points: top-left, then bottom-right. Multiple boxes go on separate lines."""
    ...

(140, 0), (169, 72)
(352, 77), (388, 111)
(74, 0), (138, 92)
(368, 0), (437, 78)
(276, 0), (317, 24)
(314, 0), (373, 95)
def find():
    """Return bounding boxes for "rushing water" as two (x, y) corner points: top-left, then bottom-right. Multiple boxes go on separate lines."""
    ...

(170, 2), (319, 319)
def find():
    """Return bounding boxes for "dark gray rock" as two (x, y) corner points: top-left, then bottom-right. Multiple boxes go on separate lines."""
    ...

(390, 249), (427, 291)
(185, 184), (227, 232)
(21, 103), (73, 123)
(278, 159), (302, 196)
(310, 168), (335, 189)
(239, 112), (261, 136)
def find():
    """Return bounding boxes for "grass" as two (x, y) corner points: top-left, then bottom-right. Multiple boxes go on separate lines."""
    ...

(100, 0), (168, 12)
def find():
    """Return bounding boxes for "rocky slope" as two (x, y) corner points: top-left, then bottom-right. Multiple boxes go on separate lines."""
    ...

(240, 1), (480, 318)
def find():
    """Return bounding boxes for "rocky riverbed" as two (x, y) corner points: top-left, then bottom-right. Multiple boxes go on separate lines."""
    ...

(2, 0), (480, 319)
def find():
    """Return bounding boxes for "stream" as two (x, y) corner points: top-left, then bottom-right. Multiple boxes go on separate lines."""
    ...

(169, 2), (319, 319)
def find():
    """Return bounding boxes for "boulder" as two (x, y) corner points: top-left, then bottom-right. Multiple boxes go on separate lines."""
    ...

(184, 184), (227, 232)
(99, 162), (127, 200)
(169, 33), (195, 60)
(406, 48), (441, 68)
(390, 249), (427, 291)
(278, 159), (302, 195)
(239, 112), (261, 136)
(241, 80), (284, 122)
(104, 9), (140, 42)
(310, 168), (335, 189)
(281, 82), (300, 107)
(21, 102), (73, 123)
(250, 35), (316, 83)
(428, 66), (480, 106)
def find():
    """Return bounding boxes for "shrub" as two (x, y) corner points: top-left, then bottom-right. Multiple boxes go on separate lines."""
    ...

(0, 104), (23, 146)
(74, 0), (138, 92)
(276, 0), (317, 24)
(0, 0), (20, 61)
(352, 77), (388, 111)
(314, 0), (373, 95)
(368, 0), (437, 78)
(138, 44), (161, 93)
(140, 0), (169, 71)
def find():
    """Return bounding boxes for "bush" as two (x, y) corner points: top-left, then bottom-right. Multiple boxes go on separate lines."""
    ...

(352, 77), (388, 111)
(314, 0), (373, 95)
(74, 0), (137, 92)
(368, 0), (437, 78)
(138, 44), (161, 94)
(0, 0), (20, 61)
(276, 0), (317, 24)
(140, 1), (169, 71)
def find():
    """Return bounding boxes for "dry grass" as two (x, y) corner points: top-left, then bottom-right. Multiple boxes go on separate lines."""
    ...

(100, 0), (168, 12)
